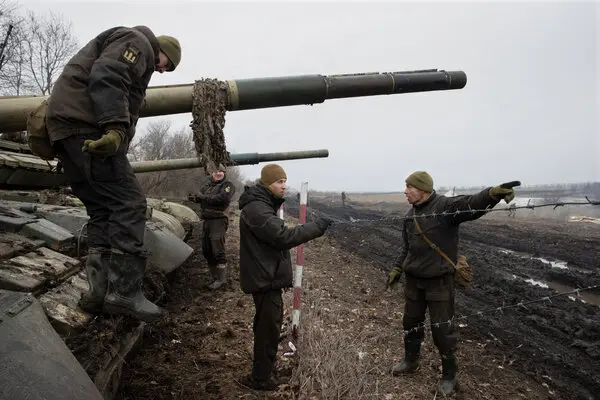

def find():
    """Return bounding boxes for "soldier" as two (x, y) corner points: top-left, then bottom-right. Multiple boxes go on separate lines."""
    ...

(387, 171), (516, 395)
(45, 26), (182, 322)
(239, 164), (332, 390)
(188, 163), (235, 289)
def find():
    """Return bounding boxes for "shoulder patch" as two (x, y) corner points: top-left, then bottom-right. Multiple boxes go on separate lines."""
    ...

(119, 45), (140, 65)
(225, 186), (231, 192)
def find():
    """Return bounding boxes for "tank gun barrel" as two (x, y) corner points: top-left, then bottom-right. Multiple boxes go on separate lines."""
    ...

(131, 149), (329, 173)
(0, 69), (466, 132)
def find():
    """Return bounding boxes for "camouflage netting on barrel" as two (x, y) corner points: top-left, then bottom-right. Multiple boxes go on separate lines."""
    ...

(190, 78), (232, 172)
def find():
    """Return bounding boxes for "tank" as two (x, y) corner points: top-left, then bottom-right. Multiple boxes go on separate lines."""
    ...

(0, 68), (467, 399)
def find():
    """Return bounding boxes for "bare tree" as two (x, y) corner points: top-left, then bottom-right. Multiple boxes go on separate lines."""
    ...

(130, 120), (245, 199)
(23, 11), (78, 95)
(0, 8), (78, 96)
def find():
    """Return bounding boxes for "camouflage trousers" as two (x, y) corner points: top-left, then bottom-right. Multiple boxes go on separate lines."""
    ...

(402, 274), (457, 356)
(55, 134), (147, 256)
(201, 217), (229, 265)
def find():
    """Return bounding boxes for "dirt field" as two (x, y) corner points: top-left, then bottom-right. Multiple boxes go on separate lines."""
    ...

(115, 194), (599, 400)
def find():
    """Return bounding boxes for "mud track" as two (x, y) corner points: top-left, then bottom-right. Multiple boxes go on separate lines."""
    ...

(297, 199), (600, 400)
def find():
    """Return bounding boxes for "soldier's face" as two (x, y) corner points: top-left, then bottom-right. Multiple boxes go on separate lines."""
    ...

(269, 179), (287, 198)
(212, 171), (225, 181)
(155, 52), (171, 73)
(405, 185), (427, 205)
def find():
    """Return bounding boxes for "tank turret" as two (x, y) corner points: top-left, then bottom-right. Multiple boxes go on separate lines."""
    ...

(0, 69), (466, 132)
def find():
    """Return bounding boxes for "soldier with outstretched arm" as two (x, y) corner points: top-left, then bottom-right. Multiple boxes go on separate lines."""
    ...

(386, 171), (517, 395)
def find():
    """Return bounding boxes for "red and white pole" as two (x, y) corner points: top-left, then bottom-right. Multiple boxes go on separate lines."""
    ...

(292, 181), (308, 339)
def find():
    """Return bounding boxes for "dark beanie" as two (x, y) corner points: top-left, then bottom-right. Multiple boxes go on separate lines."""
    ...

(405, 171), (434, 193)
(261, 164), (287, 186)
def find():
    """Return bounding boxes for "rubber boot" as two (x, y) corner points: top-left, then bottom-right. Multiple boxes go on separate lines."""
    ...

(437, 354), (458, 395)
(78, 248), (110, 314)
(392, 340), (421, 375)
(208, 264), (227, 290)
(207, 264), (218, 286)
(103, 251), (164, 322)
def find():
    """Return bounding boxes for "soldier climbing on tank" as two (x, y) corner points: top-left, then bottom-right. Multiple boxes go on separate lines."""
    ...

(188, 163), (235, 289)
(45, 26), (182, 322)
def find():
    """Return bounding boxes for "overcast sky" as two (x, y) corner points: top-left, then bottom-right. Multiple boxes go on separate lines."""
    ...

(16, 0), (599, 192)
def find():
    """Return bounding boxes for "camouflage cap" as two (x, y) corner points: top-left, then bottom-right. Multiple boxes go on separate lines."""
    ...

(156, 35), (181, 71)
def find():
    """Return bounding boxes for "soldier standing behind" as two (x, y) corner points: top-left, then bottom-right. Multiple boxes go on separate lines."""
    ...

(386, 171), (517, 395)
(238, 164), (332, 390)
(46, 26), (182, 322)
(188, 163), (235, 289)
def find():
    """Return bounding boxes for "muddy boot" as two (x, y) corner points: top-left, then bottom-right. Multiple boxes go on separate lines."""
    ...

(78, 247), (110, 314)
(437, 354), (458, 395)
(208, 264), (227, 290)
(208, 264), (218, 281)
(103, 251), (164, 322)
(240, 374), (280, 391)
(392, 340), (421, 375)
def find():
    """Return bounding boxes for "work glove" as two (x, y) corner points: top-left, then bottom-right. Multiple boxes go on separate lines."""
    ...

(188, 193), (205, 202)
(82, 126), (125, 156)
(489, 180), (521, 204)
(387, 266), (403, 290)
(315, 217), (334, 232)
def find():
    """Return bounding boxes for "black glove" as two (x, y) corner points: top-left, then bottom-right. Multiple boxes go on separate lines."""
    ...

(315, 217), (334, 231)
(187, 193), (205, 203)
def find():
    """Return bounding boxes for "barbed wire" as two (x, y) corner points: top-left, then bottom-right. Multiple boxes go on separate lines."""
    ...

(306, 198), (600, 226)
(399, 284), (600, 337)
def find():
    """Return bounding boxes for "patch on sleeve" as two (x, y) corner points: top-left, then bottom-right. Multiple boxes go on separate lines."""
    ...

(225, 186), (231, 192)
(119, 45), (140, 65)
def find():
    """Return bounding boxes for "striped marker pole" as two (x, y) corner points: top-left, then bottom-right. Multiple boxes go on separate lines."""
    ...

(291, 181), (308, 339)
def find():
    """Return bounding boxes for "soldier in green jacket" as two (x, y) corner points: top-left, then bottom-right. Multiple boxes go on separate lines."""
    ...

(46, 26), (182, 322)
(188, 163), (235, 289)
(387, 171), (517, 395)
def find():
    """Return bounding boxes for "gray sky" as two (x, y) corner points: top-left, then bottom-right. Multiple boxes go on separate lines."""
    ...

(17, 0), (599, 192)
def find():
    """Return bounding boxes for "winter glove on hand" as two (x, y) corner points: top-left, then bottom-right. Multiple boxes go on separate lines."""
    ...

(387, 266), (403, 290)
(188, 193), (205, 203)
(489, 181), (520, 204)
(315, 217), (334, 232)
(82, 127), (125, 156)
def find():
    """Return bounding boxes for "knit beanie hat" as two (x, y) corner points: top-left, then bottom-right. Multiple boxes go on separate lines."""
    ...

(156, 35), (181, 71)
(405, 171), (434, 193)
(260, 164), (287, 186)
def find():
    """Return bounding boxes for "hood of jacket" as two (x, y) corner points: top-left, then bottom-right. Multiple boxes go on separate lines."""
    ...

(239, 184), (284, 211)
(132, 25), (160, 62)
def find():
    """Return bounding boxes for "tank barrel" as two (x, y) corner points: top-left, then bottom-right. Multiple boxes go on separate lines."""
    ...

(131, 149), (329, 174)
(0, 69), (466, 133)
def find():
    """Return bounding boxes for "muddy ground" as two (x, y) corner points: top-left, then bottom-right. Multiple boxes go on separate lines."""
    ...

(114, 196), (599, 400)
